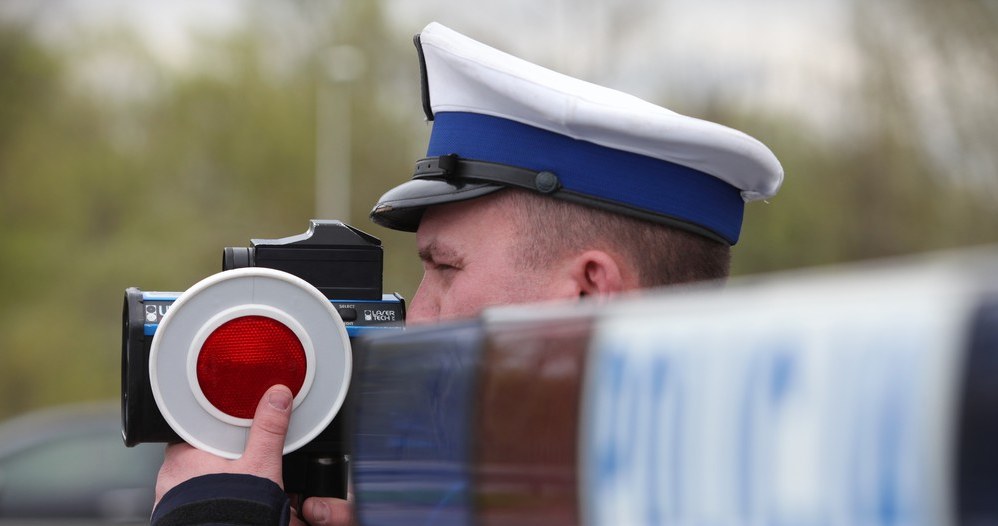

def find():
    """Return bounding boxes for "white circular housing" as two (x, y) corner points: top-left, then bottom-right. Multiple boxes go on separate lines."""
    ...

(149, 267), (352, 459)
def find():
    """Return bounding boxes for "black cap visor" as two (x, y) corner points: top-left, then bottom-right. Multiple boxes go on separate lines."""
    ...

(369, 178), (503, 232)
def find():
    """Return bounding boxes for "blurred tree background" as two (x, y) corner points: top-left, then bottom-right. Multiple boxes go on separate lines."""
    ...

(0, 0), (996, 419)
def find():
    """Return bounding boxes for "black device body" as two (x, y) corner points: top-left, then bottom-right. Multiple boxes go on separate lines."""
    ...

(121, 220), (405, 499)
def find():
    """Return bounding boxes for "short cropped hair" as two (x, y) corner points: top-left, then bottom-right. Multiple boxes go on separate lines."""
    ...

(496, 189), (731, 287)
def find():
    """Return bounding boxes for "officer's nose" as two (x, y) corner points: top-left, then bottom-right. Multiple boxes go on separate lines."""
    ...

(405, 279), (439, 325)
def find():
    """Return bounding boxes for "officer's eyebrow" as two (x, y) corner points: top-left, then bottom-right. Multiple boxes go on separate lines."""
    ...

(418, 241), (460, 264)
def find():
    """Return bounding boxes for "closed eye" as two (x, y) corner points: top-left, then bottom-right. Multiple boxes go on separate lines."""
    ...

(425, 260), (460, 273)
(418, 243), (463, 273)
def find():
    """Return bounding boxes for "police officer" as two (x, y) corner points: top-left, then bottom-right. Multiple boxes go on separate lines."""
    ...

(152, 22), (783, 525)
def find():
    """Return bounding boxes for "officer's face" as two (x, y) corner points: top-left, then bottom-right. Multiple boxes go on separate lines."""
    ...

(407, 193), (577, 324)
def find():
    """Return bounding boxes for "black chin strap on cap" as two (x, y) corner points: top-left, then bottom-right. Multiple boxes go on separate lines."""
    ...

(413, 154), (562, 195)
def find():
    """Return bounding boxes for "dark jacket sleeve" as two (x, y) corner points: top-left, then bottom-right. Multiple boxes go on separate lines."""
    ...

(151, 473), (291, 526)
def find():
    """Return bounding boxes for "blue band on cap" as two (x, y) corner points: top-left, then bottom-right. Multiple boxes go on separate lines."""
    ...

(427, 111), (745, 244)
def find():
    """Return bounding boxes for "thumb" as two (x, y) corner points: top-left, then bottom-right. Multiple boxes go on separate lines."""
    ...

(241, 384), (293, 484)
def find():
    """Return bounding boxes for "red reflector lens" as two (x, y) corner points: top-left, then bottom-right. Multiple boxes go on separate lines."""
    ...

(196, 315), (306, 419)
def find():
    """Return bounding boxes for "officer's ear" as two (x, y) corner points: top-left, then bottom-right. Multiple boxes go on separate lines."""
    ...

(566, 250), (636, 299)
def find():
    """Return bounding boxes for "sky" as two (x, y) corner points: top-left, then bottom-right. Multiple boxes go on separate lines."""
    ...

(10, 0), (992, 194)
(382, 0), (856, 128)
(2, 0), (856, 133)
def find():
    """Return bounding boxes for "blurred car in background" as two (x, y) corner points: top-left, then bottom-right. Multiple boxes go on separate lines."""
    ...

(0, 401), (163, 525)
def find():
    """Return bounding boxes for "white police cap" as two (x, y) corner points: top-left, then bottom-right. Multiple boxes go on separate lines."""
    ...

(370, 22), (783, 244)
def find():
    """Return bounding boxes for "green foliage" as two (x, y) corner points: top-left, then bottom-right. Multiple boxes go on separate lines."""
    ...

(732, 111), (998, 276)
(0, 3), (420, 419)
(733, 0), (998, 275)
